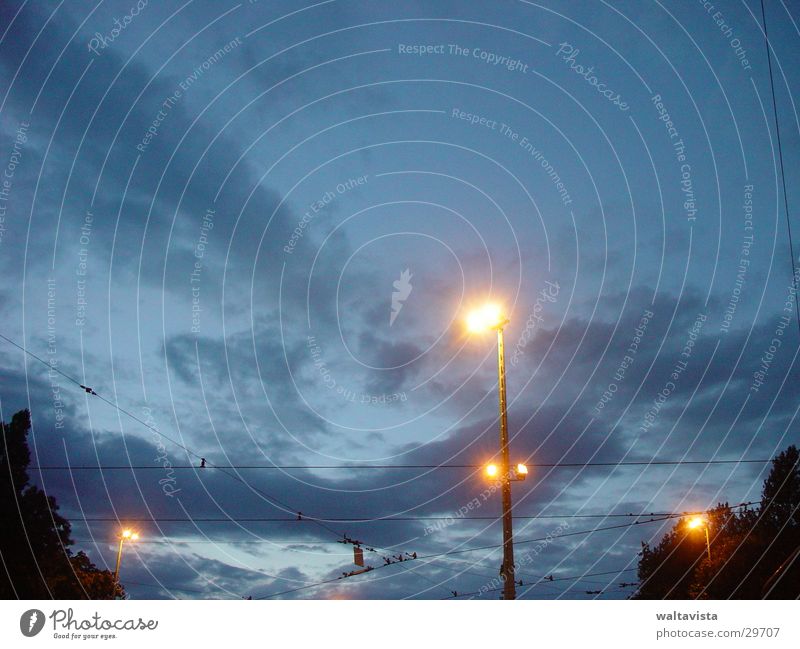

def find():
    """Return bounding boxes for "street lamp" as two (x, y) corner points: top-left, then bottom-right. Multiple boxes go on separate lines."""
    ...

(485, 462), (528, 481)
(467, 303), (518, 600)
(687, 516), (711, 562)
(114, 529), (139, 586)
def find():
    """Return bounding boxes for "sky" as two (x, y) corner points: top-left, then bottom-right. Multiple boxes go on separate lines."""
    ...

(0, 0), (799, 600)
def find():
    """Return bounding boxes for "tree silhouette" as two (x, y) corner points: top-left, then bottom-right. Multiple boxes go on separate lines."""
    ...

(761, 445), (800, 529)
(635, 445), (800, 599)
(0, 409), (123, 599)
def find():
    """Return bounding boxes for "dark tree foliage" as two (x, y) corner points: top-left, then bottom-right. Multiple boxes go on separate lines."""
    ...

(0, 409), (123, 599)
(635, 445), (800, 599)
(761, 445), (800, 528)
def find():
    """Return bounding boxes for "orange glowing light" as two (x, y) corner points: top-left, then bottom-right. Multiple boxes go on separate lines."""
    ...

(467, 304), (505, 333)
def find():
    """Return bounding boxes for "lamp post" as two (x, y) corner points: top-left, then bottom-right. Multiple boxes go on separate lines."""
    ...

(687, 516), (711, 562)
(114, 529), (139, 586)
(467, 304), (518, 600)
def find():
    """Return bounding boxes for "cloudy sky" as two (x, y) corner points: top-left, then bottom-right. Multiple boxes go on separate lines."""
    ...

(1, 0), (799, 599)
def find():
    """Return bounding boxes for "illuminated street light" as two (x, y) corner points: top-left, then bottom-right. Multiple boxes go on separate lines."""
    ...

(114, 528), (139, 587)
(467, 303), (517, 600)
(686, 516), (711, 562)
(485, 462), (529, 481)
(466, 303), (507, 333)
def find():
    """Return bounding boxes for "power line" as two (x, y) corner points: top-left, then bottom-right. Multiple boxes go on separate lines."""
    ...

(252, 506), (759, 599)
(0, 332), (412, 559)
(760, 0), (800, 340)
(0, 330), (773, 598)
(126, 539), (372, 545)
(451, 584), (635, 599)
(413, 557), (623, 597)
(414, 502), (760, 561)
(5, 331), (765, 585)
(255, 558), (637, 601)
(417, 516), (675, 560)
(441, 568), (639, 599)
(253, 546), (494, 599)
(71, 509), (747, 524)
(29, 458), (774, 470)
(230, 502), (757, 599)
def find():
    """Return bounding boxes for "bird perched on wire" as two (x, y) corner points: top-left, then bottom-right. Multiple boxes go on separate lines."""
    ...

(200, 458), (206, 468)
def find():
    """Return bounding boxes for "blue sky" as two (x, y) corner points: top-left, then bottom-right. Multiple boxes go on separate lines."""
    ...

(1, 0), (799, 599)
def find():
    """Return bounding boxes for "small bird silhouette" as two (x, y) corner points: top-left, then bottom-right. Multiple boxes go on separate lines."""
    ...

(200, 458), (206, 468)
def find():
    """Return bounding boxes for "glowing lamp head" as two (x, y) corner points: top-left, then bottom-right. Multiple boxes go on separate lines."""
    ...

(516, 463), (529, 477)
(485, 463), (499, 478)
(466, 304), (506, 333)
(121, 529), (132, 538)
(687, 516), (706, 530)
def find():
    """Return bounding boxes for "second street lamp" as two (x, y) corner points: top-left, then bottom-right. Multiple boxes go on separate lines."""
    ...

(687, 516), (712, 562)
(114, 528), (139, 587)
(467, 303), (518, 600)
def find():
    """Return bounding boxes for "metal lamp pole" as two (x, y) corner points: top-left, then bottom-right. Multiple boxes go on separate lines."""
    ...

(114, 536), (126, 586)
(114, 530), (137, 587)
(496, 320), (516, 600)
(466, 305), (519, 600)
(687, 517), (712, 563)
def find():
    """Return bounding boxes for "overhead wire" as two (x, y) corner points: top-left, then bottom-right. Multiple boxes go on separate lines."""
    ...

(760, 0), (800, 340)
(0, 332), (413, 559)
(441, 568), (639, 599)
(252, 504), (759, 598)
(0, 330), (772, 598)
(69, 502), (761, 524)
(29, 458), (775, 470)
